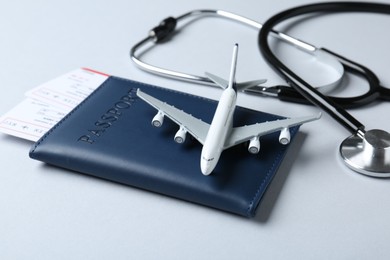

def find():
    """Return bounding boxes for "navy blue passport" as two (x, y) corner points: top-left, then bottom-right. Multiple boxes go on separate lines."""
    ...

(29, 76), (299, 217)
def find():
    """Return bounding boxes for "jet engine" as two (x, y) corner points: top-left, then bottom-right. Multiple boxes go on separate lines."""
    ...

(152, 111), (164, 127)
(279, 127), (291, 145)
(174, 127), (187, 143)
(248, 136), (260, 154)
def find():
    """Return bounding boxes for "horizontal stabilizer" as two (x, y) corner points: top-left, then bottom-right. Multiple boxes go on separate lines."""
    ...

(236, 79), (267, 91)
(205, 72), (228, 89)
(206, 72), (267, 91)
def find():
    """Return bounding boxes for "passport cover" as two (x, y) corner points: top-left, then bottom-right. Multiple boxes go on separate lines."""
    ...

(29, 76), (300, 217)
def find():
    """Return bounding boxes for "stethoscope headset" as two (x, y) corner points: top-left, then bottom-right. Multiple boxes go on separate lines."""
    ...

(131, 2), (390, 177)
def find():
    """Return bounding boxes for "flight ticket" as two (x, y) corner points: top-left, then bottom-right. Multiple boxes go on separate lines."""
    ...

(0, 68), (109, 141)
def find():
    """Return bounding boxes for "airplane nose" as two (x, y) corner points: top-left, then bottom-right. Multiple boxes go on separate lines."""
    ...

(200, 159), (212, 176)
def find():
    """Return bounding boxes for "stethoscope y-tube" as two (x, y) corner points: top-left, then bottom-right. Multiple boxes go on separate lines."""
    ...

(259, 1), (390, 177)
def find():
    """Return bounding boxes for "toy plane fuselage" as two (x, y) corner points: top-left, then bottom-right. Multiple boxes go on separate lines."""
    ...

(136, 44), (320, 175)
(200, 87), (236, 174)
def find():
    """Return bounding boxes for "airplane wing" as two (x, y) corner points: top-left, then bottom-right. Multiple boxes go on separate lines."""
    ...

(224, 113), (321, 149)
(136, 89), (210, 145)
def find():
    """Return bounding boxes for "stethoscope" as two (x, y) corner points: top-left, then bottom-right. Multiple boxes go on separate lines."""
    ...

(130, 2), (390, 177)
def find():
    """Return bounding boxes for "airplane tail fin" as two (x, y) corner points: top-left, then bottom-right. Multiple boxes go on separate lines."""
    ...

(205, 44), (267, 91)
(230, 44), (267, 91)
(228, 44), (239, 90)
(204, 44), (239, 90)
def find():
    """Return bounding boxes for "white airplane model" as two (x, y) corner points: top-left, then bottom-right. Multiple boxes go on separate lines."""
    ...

(137, 44), (321, 175)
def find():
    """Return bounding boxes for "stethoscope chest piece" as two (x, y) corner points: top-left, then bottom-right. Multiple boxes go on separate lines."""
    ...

(340, 129), (390, 177)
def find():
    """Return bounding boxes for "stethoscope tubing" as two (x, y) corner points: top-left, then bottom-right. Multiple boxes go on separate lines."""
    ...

(259, 1), (390, 134)
(130, 9), (320, 87)
(275, 47), (383, 108)
(130, 8), (389, 109)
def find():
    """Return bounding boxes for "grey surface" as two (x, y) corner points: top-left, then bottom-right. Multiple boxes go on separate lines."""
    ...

(1, 0), (390, 259)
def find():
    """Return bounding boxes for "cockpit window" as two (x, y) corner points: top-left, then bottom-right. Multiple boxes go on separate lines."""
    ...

(202, 156), (214, 162)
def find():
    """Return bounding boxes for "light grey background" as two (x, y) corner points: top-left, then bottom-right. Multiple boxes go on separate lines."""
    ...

(1, 0), (390, 259)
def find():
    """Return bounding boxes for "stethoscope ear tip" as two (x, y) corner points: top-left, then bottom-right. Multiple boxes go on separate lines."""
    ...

(340, 129), (390, 178)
